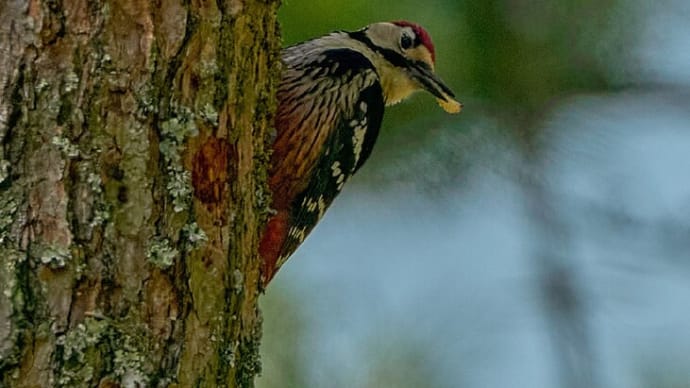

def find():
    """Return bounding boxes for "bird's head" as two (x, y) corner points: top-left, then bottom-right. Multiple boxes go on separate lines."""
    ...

(358, 21), (462, 113)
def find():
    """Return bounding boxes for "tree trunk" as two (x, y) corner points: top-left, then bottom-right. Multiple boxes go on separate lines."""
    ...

(0, 0), (280, 386)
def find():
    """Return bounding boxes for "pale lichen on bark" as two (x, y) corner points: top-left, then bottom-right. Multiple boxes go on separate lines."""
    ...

(0, 0), (281, 386)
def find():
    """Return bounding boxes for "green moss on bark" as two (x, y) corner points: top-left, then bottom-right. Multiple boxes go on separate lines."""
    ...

(0, 0), (281, 386)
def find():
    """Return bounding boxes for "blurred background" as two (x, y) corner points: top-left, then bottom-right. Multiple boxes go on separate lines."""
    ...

(258, 1), (690, 387)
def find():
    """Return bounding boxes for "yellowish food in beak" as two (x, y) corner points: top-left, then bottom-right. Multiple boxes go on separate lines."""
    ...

(437, 97), (462, 114)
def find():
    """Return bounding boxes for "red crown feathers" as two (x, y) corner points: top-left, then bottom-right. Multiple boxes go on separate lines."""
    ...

(392, 21), (436, 63)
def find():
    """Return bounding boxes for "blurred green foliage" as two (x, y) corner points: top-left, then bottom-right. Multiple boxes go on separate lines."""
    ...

(260, 1), (642, 386)
(277, 0), (637, 193)
(257, 285), (449, 388)
(279, 0), (629, 121)
(257, 286), (309, 388)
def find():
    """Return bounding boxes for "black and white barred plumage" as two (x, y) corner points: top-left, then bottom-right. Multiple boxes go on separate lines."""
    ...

(260, 21), (461, 285)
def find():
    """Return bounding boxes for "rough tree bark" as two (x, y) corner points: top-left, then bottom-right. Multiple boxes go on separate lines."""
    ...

(0, 0), (280, 386)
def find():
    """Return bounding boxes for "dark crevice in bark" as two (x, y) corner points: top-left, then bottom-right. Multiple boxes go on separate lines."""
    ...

(4, 63), (26, 165)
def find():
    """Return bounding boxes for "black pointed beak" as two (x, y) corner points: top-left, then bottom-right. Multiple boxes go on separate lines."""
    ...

(409, 62), (462, 113)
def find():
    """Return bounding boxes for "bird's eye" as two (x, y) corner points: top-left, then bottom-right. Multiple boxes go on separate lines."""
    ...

(400, 33), (413, 50)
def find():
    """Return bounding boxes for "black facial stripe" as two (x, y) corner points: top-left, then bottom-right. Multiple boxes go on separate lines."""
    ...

(414, 60), (433, 72)
(350, 29), (455, 99)
(348, 30), (411, 69)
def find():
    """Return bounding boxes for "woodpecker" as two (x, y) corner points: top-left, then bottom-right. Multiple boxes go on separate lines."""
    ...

(260, 21), (461, 285)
